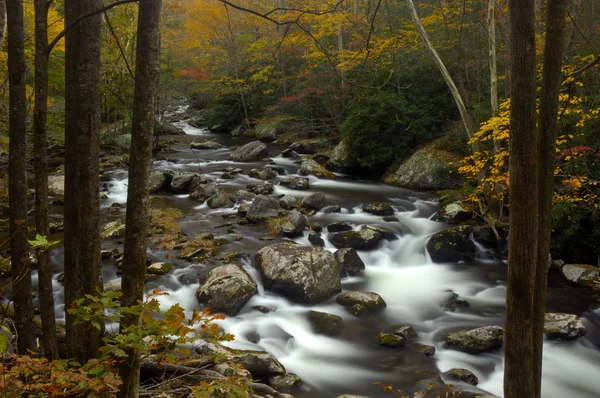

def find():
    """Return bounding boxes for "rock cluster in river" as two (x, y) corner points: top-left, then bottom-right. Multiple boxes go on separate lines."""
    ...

(196, 264), (257, 316)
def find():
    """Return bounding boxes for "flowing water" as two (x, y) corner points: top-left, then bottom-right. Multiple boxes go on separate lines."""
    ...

(31, 107), (600, 397)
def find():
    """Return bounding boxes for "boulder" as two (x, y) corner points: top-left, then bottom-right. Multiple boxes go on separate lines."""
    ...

(336, 291), (386, 315)
(230, 124), (246, 137)
(230, 141), (269, 162)
(246, 182), (274, 195)
(249, 168), (278, 181)
(544, 313), (587, 340)
(255, 123), (279, 142)
(268, 373), (302, 391)
(278, 195), (298, 210)
(393, 325), (418, 341)
(383, 143), (464, 190)
(280, 177), (310, 190)
(442, 368), (479, 386)
(308, 231), (325, 247)
(154, 120), (184, 135)
(195, 264), (257, 316)
(445, 326), (504, 354)
(206, 193), (235, 209)
(237, 190), (256, 201)
(147, 170), (167, 193)
(198, 343), (285, 378)
(362, 203), (394, 216)
(255, 242), (342, 304)
(307, 311), (344, 336)
(48, 175), (65, 196)
(189, 183), (219, 203)
(281, 210), (307, 237)
(237, 204), (251, 217)
(147, 262), (172, 276)
(415, 344), (436, 356)
(377, 332), (405, 347)
(561, 264), (600, 287)
(170, 173), (197, 193)
(327, 222), (353, 233)
(426, 225), (476, 263)
(190, 141), (223, 150)
(301, 192), (326, 210)
(329, 140), (358, 172)
(334, 248), (365, 277)
(101, 221), (126, 240)
(329, 226), (385, 250)
(300, 159), (336, 179)
(290, 139), (329, 154)
(442, 293), (470, 312)
(433, 202), (473, 224)
(247, 195), (281, 223)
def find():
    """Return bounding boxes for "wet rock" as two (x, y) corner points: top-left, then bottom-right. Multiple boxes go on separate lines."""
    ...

(147, 170), (167, 193)
(413, 375), (454, 396)
(189, 183), (219, 203)
(281, 210), (307, 237)
(377, 332), (405, 347)
(281, 148), (299, 158)
(280, 177), (310, 190)
(426, 225), (476, 263)
(48, 175), (65, 196)
(445, 326), (504, 354)
(300, 159), (336, 179)
(104, 280), (122, 292)
(544, 313), (587, 340)
(383, 216), (399, 222)
(329, 226), (385, 250)
(255, 123), (279, 142)
(170, 173), (197, 193)
(301, 192), (326, 210)
(327, 222), (353, 233)
(207, 193), (235, 209)
(278, 195), (298, 210)
(198, 343), (286, 378)
(307, 311), (344, 336)
(246, 181), (274, 195)
(290, 139), (329, 154)
(195, 264), (257, 316)
(231, 124), (247, 137)
(308, 231), (325, 247)
(383, 142), (464, 190)
(323, 205), (342, 213)
(249, 168), (278, 181)
(433, 201), (473, 224)
(443, 293), (471, 312)
(335, 248), (365, 277)
(247, 195), (281, 223)
(266, 165), (286, 175)
(393, 325), (418, 341)
(336, 292), (386, 314)
(190, 141), (223, 150)
(443, 368), (479, 386)
(49, 222), (64, 233)
(219, 172), (234, 179)
(238, 204), (251, 217)
(268, 373), (302, 391)
(154, 120), (184, 135)
(329, 140), (358, 172)
(415, 344), (436, 356)
(362, 203), (394, 216)
(237, 190), (256, 201)
(255, 242), (342, 304)
(147, 262), (172, 276)
(230, 141), (269, 162)
(252, 306), (272, 314)
(561, 263), (600, 287)
(101, 221), (126, 240)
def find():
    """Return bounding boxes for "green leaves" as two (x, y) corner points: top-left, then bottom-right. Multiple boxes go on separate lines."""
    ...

(28, 234), (60, 250)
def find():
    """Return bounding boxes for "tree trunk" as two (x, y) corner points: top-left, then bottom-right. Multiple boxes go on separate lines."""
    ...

(118, 1), (162, 396)
(533, 1), (568, 396)
(64, 0), (103, 364)
(34, 0), (59, 361)
(7, 0), (36, 355)
(488, 0), (499, 121)
(504, 0), (538, 397)
(276, 0), (288, 97)
(405, 0), (477, 139)
(0, 0), (6, 50)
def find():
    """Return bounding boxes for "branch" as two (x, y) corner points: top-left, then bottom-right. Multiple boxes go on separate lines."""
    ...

(568, 55), (600, 77)
(102, 1), (135, 81)
(47, 0), (138, 55)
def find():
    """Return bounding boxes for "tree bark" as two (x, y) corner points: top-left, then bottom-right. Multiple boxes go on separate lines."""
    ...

(34, 0), (59, 361)
(0, 0), (6, 50)
(7, 0), (36, 355)
(504, 0), (538, 397)
(405, 0), (477, 139)
(64, 0), (103, 364)
(118, 1), (162, 397)
(533, 1), (568, 396)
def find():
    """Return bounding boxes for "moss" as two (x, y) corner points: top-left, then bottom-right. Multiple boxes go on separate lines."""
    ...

(151, 207), (183, 234)
(264, 217), (289, 235)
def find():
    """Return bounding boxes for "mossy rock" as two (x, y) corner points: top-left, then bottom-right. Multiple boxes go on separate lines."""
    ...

(377, 332), (405, 347)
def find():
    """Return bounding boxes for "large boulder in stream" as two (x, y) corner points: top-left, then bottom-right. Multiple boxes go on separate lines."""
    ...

(426, 225), (476, 263)
(147, 170), (167, 193)
(190, 141), (223, 150)
(248, 168), (278, 181)
(335, 248), (365, 277)
(544, 313), (587, 340)
(198, 342), (286, 378)
(300, 159), (336, 179)
(229, 141), (269, 162)
(195, 264), (257, 316)
(101, 221), (126, 240)
(445, 326), (504, 354)
(290, 139), (329, 154)
(170, 173), (197, 193)
(281, 210), (307, 237)
(255, 242), (342, 304)
(362, 202), (395, 216)
(247, 195), (281, 223)
(154, 120), (185, 136)
(329, 140), (358, 172)
(433, 201), (474, 224)
(254, 122), (279, 142)
(383, 142), (463, 190)
(329, 225), (389, 250)
(560, 263), (600, 287)
(307, 311), (345, 336)
(301, 192), (327, 210)
(336, 291), (386, 316)
(280, 177), (310, 190)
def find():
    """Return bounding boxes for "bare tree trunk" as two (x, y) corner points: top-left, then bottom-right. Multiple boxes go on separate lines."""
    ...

(504, 0), (538, 397)
(276, 0), (288, 97)
(7, 0), (36, 355)
(405, 0), (477, 139)
(34, 0), (58, 361)
(64, 0), (103, 364)
(118, 1), (162, 396)
(0, 0), (6, 50)
(533, 1), (568, 396)
(488, 0), (499, 121)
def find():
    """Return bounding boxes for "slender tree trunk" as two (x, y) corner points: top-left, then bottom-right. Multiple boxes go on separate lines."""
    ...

(34, 0), (59, 361)
(504, 0), (538, 397)
(533, 1), (568, 396)
(64, 0), (103, 364)
(405, 0), (477, 139)
(0, 0), (6, 50)
(276, 0), (288, 97)
(118, 1), (162, 396)
(7, 0), (36, 355)
(488, 0), (499, 121)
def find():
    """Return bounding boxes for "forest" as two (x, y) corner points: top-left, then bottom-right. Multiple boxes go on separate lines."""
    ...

(0, 0), (599, 397)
